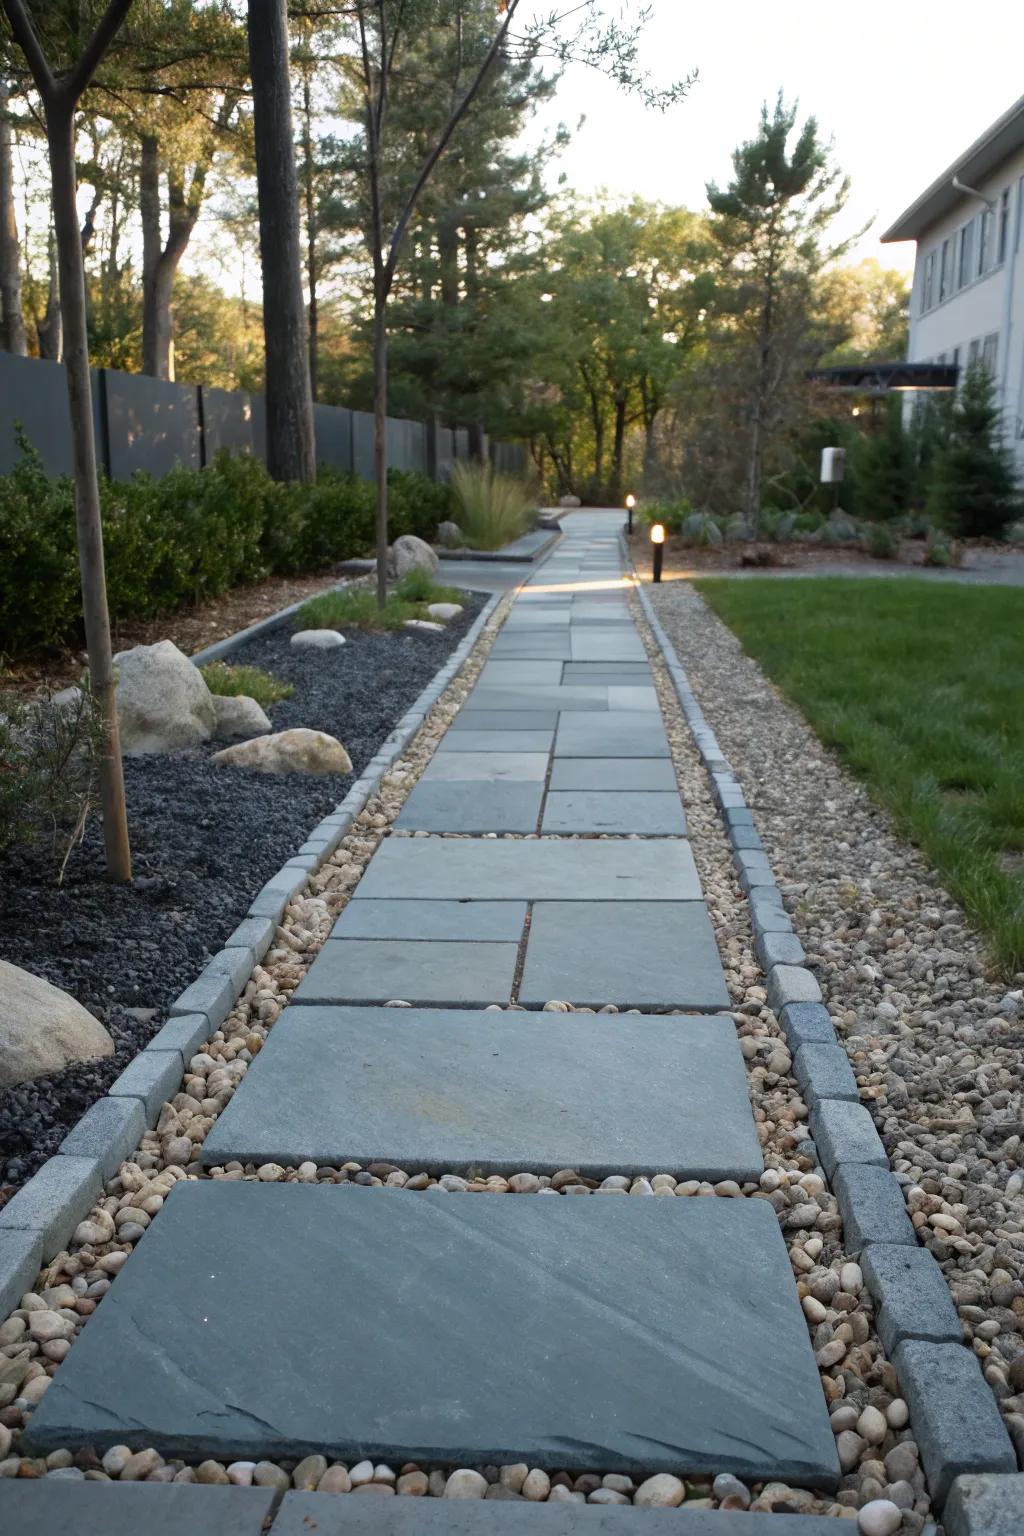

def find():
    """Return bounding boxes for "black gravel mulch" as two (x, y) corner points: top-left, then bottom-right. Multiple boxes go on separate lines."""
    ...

(0, 595), (483, 1187)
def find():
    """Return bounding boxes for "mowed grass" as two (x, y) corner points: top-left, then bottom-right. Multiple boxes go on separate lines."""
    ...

(693, 577), (1024, 975)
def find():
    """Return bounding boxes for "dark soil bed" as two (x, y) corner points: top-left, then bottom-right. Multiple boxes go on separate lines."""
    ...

(0, 594), (484, 1189)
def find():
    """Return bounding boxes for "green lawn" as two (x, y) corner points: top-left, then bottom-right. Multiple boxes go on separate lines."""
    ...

(693, 577), (1024, 975)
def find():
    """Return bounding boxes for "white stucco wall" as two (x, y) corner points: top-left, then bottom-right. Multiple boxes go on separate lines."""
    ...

(906, 142), (1024, 469)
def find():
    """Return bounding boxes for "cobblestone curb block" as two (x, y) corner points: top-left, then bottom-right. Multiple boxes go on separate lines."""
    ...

(7, 592), (502, 1287)
(944, 1472), (1024, 1535)
(626, 542), (1011, 1510)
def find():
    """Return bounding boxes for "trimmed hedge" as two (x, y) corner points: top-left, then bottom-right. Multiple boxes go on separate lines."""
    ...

(0, 445), (456, 654)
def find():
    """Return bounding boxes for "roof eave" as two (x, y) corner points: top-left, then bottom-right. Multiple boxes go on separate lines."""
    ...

(881, 93), (1024, 244)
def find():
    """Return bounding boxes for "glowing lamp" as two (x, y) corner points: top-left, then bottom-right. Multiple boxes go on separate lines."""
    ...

(625, 492), (636, 533)
(650, 521), (665, 582)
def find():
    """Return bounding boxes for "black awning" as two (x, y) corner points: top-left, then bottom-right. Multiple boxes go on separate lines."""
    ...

(809, 362), (959, 393)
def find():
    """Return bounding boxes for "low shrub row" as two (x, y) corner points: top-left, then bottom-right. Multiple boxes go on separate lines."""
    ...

(0, 442), (457, 654)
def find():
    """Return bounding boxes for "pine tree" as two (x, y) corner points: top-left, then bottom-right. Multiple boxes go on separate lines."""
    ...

(927, 363), (1021, 538)
(851, 397), (913, 521)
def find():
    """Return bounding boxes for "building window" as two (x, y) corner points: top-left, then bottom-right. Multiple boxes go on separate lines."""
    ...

(1017, 176), (1024, 254)
(978, 209), (992, 275)
(982, 332), (998, 374)
(958, 219), (974, 287)
(998, 188), (1010, 264)
(922, 250), (935, 311)
(939, 238), (951, 301)
(968, 338), (980, 368)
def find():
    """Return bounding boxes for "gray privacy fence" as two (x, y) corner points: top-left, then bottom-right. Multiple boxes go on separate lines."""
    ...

(0, 351), (523, 483)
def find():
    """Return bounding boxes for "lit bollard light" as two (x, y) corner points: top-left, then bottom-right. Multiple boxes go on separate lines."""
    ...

(650, 521), (665, 583)
(625, 493), (636, 534)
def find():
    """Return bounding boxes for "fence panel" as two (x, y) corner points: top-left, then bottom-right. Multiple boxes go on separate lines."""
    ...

(202, 386), (256, 460)
(103, 371), (200, 480)
(314, 403), (354, 472)
(0, 351), (74, 477)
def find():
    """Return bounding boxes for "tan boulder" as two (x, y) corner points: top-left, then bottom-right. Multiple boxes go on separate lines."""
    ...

(212, 728), (352, 775)
(0, 960), (114, 1088)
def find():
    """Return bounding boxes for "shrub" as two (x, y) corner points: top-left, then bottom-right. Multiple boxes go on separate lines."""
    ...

(923, 528), (963, 567)
(0, 686), (104, 879)
(850, 398), (914, 521)
(638, 497), (692, 535)
(451, 462), (534, 550)
(198, 662), (294, 708)
(0, 438), (81, 653)
(927, 364), (1022, 538)
(865, 523), (899, 560)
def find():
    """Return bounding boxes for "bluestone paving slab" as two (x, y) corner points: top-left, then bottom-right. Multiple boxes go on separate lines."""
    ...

(466, 686), (611, 712)
(448, 711), (559, 731)
(891, 1339), (1016, 1505)
(357, 837), (702, 901)
(861, 1243), (964, 1353)
(202, 1007), (760, 1177)
(832, 1164), (918, 1255)
(293, 939), (518, 1007)
(271, 1502), (845, 1536)
(332, 899), (526, 941)
(554, 716), (669, 758)
(422, 751), (549, 782)
(27, 1183), (837, 1485)
(477, 660), (565, 686)
(436, 729), (553, 753)
(0, 1483), (278, 1535)
(570, 633), (647, 661)
(607, 686), (660, 711)
(562, 662), (652, 680)
(520, 901), (728, 1010)
(945, 1473), (1024, 1536)
(488, 639), (572, 659)
(59, 1095), (146, 1180)
(0, 1155), (104, 1259)
(396, 780), (544, 832)
(549, 757), (677, 790)
(542, 790), (686, 835)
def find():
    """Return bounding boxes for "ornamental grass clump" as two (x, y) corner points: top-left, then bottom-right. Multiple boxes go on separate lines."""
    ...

(451, 462), (534, 551)
(198, 662), (294, 708)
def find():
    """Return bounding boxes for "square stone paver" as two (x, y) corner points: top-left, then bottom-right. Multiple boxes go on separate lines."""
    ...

(202, 1006), (761, 1178)
(357, 838), (702, 901)
(396, 781), (543, 833)
(26, 1182), (838, 1485)
(331, 899), (526, 941)
(570, 632), (646, 662)
(519, 901), (728, 1010)
(292, 939), (518, 1007)
(422, 752), (549, 782)
(549, 757), (678, 790)
(542, 791), (686, 835)
(554, 715), (669, 758)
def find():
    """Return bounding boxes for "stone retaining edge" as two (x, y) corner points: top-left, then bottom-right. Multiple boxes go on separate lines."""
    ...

(622, 531), (1016, 1512)
(0, 591), (502, 1316)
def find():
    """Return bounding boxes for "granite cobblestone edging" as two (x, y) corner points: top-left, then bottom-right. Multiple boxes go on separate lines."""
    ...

(627, 542), (1018, 1515)
(0, 591), (502, 1317)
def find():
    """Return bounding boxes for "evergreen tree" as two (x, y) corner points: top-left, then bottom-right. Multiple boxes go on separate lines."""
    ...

(850, 397), (913, 521)
(927, 363), (1021, 538)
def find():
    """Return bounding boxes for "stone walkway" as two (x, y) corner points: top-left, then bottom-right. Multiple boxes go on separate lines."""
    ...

(23, 515), (840, 1493)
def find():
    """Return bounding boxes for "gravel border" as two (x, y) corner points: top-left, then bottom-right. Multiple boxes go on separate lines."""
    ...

(626, 538), (1019, 1519)
(0, 592), (500, 1317)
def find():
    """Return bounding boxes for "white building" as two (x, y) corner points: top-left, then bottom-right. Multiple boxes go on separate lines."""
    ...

(882, 94), (1024, 469)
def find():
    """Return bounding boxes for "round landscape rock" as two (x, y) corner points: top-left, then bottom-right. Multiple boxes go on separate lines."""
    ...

(0, 960), (113, 1088)
(389, 535), (439, 577)
(426, 603), (463, 621)
(290, 629), (346, 650)
(435, 521), (463, 549)
(114, 639), (216, 754)
(212, 728), (353, 775)
(404, 619), (445, 633)
(211, 694), (271, 740)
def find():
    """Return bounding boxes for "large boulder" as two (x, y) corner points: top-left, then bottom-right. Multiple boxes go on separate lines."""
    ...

(435, 520), (463, 549)
(0, 960), (114, 1088)
(725, 514), (756, 541)
(211, 694), (271, 740)
(114, 640), (216, 755)
(680, 512), (723, 548)
(558, 494), (582, 509)
(388, 535), (438, 578)
(212, 728), (352, 775)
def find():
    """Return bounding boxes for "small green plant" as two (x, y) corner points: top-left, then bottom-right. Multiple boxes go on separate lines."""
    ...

(927, 363), (1022, 538)
(923, 529), (962, 568)
(865, 524), (899, 560)
(199, 662), (294, 708)
(451, 462), (534, 550)
(297, 588), (416, 632)
(0, 685), (105, 880)
(394, 568), (463, 606)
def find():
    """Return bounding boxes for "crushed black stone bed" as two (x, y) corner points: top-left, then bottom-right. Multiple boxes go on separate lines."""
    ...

(0, 594), (483, 1188)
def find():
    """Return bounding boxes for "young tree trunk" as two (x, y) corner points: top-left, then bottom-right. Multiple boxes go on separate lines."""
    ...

(139, 133), (165, 376)
(610, 394), (627, 502)
(372, 288), (388, 609)
(48, 102), (131, 880)
(0, 79), (27, 354)
(37, 226), (62, 359)
(248, 0), (315, 483)
(300, 64), (318, 401)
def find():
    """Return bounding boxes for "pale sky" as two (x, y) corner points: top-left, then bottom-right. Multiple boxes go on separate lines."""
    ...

(526, 0), (1024, 273)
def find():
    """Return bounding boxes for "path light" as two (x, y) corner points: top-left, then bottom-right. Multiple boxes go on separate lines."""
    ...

(650, 521), (665, 584)
(625, 493), (636, 534)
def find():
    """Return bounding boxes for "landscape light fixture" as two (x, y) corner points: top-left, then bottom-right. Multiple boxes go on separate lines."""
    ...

(625, 493), (636, 533)
(650, 521), (665, 584)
